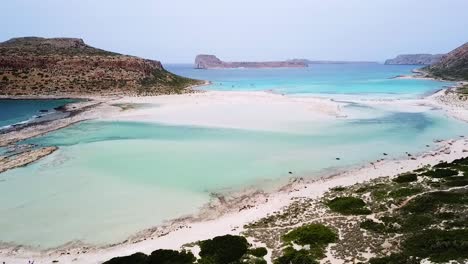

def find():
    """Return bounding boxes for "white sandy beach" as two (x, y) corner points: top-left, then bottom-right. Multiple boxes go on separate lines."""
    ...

(106, 90), (345, 132)
(1, 86), (468, 264)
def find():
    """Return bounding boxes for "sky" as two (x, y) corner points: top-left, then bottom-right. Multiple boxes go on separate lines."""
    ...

(2, 0), (468, 63)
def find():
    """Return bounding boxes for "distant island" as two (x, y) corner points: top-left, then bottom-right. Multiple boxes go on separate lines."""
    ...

(288, 59), (378, 64)
(0, 37), (203, 96)
(385, 54), (444, 65)
(194, 54), (308, 69)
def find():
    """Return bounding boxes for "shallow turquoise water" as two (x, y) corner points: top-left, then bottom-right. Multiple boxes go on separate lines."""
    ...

(0, 64), (467, 249)
(166, 64), (448, 98)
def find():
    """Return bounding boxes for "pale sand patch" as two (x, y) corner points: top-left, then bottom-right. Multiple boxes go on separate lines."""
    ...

(104, 91), (345, 132)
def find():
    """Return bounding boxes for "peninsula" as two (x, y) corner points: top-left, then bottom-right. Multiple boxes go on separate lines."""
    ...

(194, 54), (308, 69)
(385, 53), (444, 65)
(423, 42), (468, 81)
(0, 37), (203, 96)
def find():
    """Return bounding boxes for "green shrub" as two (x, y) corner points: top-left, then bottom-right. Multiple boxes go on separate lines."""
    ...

(389, 187), (422, 198)
(147, 249), (195, 264)
(326, 197), (371, 215)
(402, 191), (468, 213)
(274, 247), (318, 264)
(331, 186), (346, 191)
(402, 229), (468, 262)
(282, 224), (337, 247)
(103, 249), (195, 264)
(399, 214), (433, 232)
(444, 179), (468, 186)
(103, 253), (147, 264)
(198, 235), (249, 264)
(424, 168), (458, 178)
(369, 254), (419, 264)
(359, 219), (386, 233)
(248, 247), (268, 257)
(392, 173), (418, 183)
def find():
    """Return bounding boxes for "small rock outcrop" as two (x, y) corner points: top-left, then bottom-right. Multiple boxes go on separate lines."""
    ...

(0, 37), (203, 96)
(424, 42), (468, 81)
(194, 54), (307, 69)
(384, 54), (444, 65)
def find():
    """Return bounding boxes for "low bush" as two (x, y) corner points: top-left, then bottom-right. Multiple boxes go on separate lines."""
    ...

(326, 197), (371, 215)
(359, 219), (386, 233)
(423, 168), (458, 178)
(392, 173), (418, 183)
(103, 249), (195, 264)
(368, 254), (419, 264)
(274, 247), (318, 264)
(248, 247), (268, 258)
(198, 235), (249, 264)
(402, 229), (468, 262)
(282, 224), (337, 247)
(389, 187), (422, 198)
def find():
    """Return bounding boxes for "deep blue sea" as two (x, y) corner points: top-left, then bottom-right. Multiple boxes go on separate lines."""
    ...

(0, 99), (77, 129)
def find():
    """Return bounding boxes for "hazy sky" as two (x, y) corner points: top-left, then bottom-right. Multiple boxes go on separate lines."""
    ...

(2, 0), (467, 63)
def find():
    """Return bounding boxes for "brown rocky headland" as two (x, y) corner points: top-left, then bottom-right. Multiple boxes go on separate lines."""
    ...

(0, 37), (203, 96)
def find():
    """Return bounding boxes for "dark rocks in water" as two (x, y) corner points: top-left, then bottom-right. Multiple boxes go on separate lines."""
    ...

(336, 158), (341, 160)
(288, 171), (293, 174)
(39, 109), (48, 113)
(383, 153), (388, 156)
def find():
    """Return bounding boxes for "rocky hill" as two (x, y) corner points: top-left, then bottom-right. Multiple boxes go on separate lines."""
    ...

(195, 54), (307, 69)
(384, 54), (443, 65)
(424, 42), (468, 81)
(0, 37), (203, 96)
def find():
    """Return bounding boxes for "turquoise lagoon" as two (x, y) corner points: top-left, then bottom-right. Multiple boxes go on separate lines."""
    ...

(1, 64), (467, 249)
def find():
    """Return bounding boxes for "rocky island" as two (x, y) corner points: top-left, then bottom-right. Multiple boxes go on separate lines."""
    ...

(0, 37), (203, 96)
(385, 54), (443, 65)
(194, 54), (308, 69)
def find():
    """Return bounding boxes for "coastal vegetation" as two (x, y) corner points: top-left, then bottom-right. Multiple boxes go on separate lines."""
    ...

(104, 235), (268, 264)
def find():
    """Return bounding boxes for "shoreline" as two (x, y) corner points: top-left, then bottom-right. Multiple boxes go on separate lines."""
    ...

(1, 78), (468, 263)
(1, 136), (467, 263)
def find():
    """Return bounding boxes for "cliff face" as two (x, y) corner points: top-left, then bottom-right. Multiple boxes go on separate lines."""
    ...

(424, 42), (468, 81)
(0, 37), (202, 96)
(194, 54), (307, 69)
(384, 54), (443, 65)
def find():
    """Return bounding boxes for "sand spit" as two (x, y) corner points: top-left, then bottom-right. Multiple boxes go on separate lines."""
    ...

(0, 146), (57, 173)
